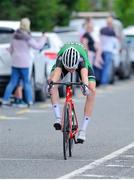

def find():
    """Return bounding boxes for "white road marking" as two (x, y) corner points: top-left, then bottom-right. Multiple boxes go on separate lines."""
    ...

(16, 109), (30, 115)
(106, 164), (134, 168)
(27, 109), (50, 113)
(0, 116), (28, 120)
(0, 158), (92, 162)
(0, 158), (60, 161)
(115, 159), (129, 162)
(82, 174), (115, 178)
(39, 104), (52, 108)
(122, 155), (134, 158)
(57, 142), (134, 179)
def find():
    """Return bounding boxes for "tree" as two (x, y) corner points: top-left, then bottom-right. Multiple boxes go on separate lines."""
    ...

(0, 0), (66, 30)
(113, 0), (134, 27)
(74, 0), (91, 11)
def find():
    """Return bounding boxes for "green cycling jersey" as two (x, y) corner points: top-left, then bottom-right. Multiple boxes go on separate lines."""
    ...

(51, 42), (95, 82)
(57, 42), (92, 69)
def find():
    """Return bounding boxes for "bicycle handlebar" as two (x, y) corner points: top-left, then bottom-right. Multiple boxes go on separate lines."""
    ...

(51, 81), (84, 86)
(48, 81), (90, 96)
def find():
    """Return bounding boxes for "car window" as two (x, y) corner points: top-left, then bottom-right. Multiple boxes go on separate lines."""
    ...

(0, 28), (14, 44)
(42, 37), (50, 49)
(125, 35), (134, 46)
(0, 33), (14, 44)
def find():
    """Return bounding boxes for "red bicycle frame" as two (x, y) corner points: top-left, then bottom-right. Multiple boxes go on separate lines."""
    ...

(61, 85), (78, 140)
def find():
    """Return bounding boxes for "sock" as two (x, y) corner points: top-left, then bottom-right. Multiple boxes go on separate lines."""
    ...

(80, 116), (91, 131)
(52, 104), (61, 122)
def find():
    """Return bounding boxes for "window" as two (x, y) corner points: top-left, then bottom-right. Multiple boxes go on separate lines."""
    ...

(0, 27), (14, 44)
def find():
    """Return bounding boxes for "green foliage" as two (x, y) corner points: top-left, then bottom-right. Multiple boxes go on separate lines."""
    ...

(74, 0), (91, 11)
(0, 0), (116, 30)
(101, 0), (110, 11)
(0, 0), (78, 31)
(113, 0), (134, 27)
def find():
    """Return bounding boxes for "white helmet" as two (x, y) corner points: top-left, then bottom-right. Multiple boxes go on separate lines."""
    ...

(62, 47), (80, 69)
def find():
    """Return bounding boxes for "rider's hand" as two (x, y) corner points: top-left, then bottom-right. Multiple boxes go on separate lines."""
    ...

(46, 80), (54, 95)
(81, 83), (90, 96)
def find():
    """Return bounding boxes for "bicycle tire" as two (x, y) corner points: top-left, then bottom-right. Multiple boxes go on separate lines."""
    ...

(69, 139), (73, 157)
(63, 104), (70, 160)
(69, 109), (75, 157)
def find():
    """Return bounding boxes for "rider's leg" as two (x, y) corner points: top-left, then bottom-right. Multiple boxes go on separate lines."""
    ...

(77, 68), (96, 142)
(83, 81), (96, 127)
(51, 86), (61, 122)
(79, 82), (96, 135)
(49, 67), (62, 130)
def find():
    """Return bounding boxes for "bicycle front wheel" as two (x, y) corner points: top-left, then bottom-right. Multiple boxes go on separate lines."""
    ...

(63, 104), (70, 160)
(69, 138), (73, 157)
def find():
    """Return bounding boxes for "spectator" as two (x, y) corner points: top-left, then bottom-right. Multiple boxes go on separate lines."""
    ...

(79, 17), (92, 42)
(81, 21), (103, 85)
(81, 21), (96, 63)
(100, 16), (117, 85)
(2, 17), (46, 107)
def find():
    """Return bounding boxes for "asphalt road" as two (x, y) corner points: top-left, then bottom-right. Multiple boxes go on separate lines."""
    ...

(0, 78), (134, 179)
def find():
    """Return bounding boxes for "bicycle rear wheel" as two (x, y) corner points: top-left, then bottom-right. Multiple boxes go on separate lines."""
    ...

(63, 104), (70, 160)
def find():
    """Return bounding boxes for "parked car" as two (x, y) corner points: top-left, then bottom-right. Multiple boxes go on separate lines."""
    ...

(0, 26), (16, 97)
(0, 21), (47, 101)
(123, 26), (134, 70)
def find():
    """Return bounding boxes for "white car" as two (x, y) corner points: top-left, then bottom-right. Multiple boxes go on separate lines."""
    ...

(0, 25), (16, 97)
(41, 32), (63, 78)
(32, 31), (63, 76)
(123, 26), (134, 69)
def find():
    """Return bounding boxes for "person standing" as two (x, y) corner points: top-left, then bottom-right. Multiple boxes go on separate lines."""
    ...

(81, 21), (96, 64)
(81, 21), (103, 86)
(2, 17), (46, 107)
(100, 16), (117, 85)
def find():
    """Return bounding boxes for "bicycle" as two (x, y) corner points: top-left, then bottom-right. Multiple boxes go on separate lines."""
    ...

(51, 73), (87, 160)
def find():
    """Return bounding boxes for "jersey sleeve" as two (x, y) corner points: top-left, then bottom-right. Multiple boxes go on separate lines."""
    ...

(78, 56), (96, 82)
(55, 55), (63, 68)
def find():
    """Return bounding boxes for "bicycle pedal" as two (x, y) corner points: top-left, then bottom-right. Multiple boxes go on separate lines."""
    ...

(53, 123), (61, 130)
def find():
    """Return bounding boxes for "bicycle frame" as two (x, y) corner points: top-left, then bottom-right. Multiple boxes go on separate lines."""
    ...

(52, 81), (82, 141)
(61, 85), (78, 140)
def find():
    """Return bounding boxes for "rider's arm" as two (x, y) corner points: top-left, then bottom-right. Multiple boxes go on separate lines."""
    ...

(50, 67), (62, 82)
(78, 56), (96, 92)
(80, 67), (89, 85)
(50, 55), (64, 82)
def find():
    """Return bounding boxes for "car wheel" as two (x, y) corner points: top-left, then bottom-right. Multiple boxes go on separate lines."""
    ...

(109, 60), (115, 84)
(124, 63), (131, 79)
(31, 73), (36, 102)
(36, 78), (47, 102)
(118, 62), (126, 79)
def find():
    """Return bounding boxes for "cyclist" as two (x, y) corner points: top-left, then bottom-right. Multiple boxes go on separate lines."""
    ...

(47, 42), (96, 143)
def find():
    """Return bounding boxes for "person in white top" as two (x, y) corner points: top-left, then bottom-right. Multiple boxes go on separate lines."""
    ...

(100, 16), (117, 85)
